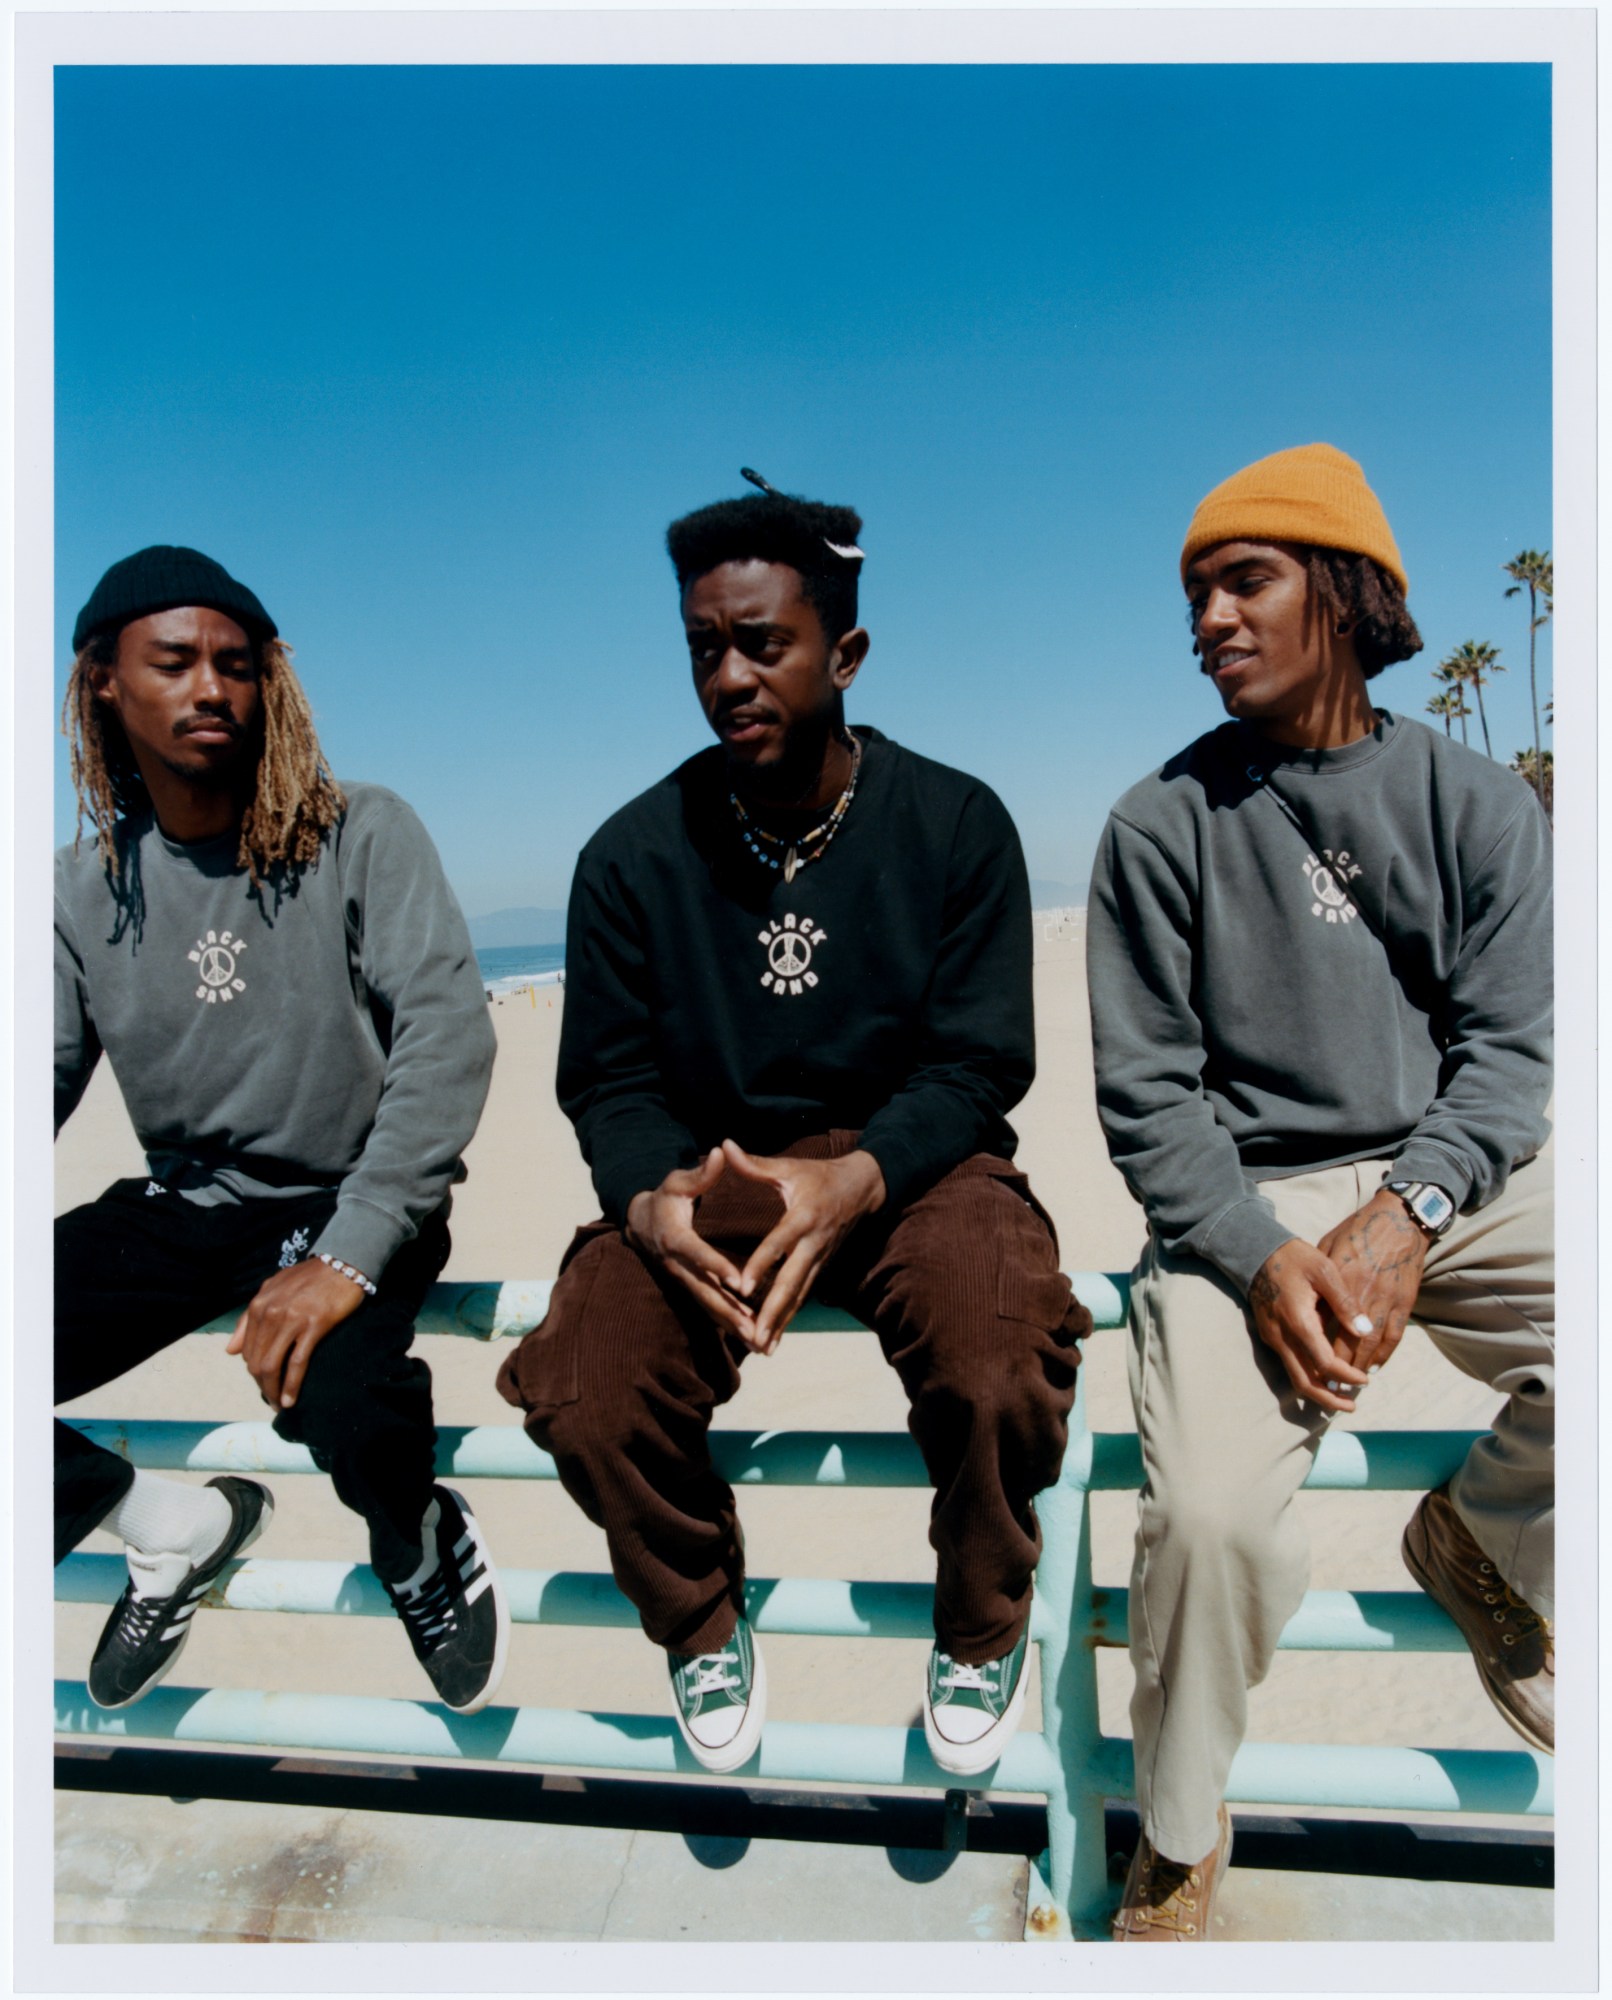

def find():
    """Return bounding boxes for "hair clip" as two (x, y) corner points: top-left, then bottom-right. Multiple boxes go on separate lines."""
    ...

(740, 467), (865, 562)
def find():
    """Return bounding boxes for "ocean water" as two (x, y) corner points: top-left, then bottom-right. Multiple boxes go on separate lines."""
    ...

(476, 942), (566, 996)
(475, 918), (1083, 995)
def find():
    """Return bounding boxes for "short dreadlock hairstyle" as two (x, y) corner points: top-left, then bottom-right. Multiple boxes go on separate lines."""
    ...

(1302, 546), (1423, 676)
(1188, 544), (1423, 679)
(63, 627), (346, 895)
(666, 489), (864, 644)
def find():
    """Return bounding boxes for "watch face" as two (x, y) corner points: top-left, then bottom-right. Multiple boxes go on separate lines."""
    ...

(1407, 1184), (1455, 1232)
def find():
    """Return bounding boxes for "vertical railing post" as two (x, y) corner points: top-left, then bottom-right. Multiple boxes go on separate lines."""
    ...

(1025, 1360), (1112, 1940)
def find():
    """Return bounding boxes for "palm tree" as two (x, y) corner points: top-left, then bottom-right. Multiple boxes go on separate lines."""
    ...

(1441, 641), (1506, 758)
(1432, 660), (1473, 747)
(1510, 746), (1553, 817)
(1503, 551), (1552, 807)
(1426, 687), (1467, 738)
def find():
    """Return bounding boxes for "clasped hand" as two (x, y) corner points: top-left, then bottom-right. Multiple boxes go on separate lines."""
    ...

(1248, 1188), (1428, 1414)
(226, 1257), (368, 1409)
(626, 1142), (887, 1353)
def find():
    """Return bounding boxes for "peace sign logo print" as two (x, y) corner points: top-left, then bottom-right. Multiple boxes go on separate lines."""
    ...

(1301, 849), (1364, 925)
(758, 914), (826, 996)
(189, 928), (249, 1003)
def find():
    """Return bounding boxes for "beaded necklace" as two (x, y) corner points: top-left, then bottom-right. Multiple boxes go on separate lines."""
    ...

(730, 732), (863, 884)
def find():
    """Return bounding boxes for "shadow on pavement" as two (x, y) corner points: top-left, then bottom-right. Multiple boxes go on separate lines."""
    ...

(56, 1744), (1552, 1889)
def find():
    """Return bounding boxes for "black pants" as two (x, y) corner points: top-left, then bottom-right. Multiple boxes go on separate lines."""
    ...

(55, 1177), (446, 1582)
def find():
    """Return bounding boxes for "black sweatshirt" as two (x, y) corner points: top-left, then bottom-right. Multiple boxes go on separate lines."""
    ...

(1087, 712), (1553, 1292)
(558, 728), (1034, 1223)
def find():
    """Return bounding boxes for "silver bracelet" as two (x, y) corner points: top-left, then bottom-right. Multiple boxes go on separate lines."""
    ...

(317, 1251), (377, 1297)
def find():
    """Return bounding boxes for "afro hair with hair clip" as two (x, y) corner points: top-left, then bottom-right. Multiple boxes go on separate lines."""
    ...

(666, 473), (865, 644)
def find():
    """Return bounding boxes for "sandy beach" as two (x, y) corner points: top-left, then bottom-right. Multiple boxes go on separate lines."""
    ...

(54, 912), (1531, 1773)
(53, 913), (1555, 1953)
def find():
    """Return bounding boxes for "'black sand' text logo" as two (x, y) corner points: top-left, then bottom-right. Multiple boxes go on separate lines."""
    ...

(757, 915), (826, 996)
(1302, 850), (1363, 925)
(190, 929), (248, 1003)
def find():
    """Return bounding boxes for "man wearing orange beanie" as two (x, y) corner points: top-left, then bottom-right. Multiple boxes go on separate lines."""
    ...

(1087, 445), (1554, 1940)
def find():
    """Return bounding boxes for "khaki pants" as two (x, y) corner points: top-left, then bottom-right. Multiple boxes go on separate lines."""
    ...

(1127, 1152), (1554, 1863)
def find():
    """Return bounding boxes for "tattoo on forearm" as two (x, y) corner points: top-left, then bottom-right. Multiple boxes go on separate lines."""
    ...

(1249, 1267), (1278, 1311)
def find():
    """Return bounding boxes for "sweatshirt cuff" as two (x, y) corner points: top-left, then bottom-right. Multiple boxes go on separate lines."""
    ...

(1197, 1194), (1297, 1295)
(597, 1145), (703, 1228)
(1386, 1140), (1477, 1212)
(312, 1197), (411, 1284)
(853, 1131), (934, 1215)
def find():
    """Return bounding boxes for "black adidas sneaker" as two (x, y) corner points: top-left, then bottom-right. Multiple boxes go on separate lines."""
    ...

(87, 1475), (274, 1710)
(384, 1485), (510, 1714)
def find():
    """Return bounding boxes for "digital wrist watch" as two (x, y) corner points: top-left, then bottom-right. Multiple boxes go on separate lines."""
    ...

(1383, 1178), (1456, 1238)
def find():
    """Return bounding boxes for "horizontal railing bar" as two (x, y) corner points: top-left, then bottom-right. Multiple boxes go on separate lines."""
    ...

(1086, 1428), (1482, 1493)
(58, 1554), (1464, 1654)
(1072, 1736), (1551, 1818)
(1086, 1585), (1464, 1653)
(1219, 1739), (1552, 1818)
(50, 1680), (1549, 1818)
(64, 1421), (934, 1487)
(65, 1418), (1486, 1496)
(51, 1682), (1062, 1795)
(190, 1272), (1134, 1341)
(58, 1555), (940, 1641)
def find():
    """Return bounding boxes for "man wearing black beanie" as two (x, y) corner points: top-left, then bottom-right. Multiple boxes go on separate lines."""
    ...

(498, 475), (1087, 1777)
(55, 546), (509, 1716)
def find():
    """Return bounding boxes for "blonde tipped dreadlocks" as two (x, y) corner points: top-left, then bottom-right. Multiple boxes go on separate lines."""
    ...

(63, 634), (346, 892)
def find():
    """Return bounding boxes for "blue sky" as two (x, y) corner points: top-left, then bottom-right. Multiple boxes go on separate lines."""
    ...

(54, 62), (1552, 915)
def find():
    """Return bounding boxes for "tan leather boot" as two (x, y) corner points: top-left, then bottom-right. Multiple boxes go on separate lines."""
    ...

(1402, 1482), (1553, 1753)
(1111, 1804), (1233, 1941)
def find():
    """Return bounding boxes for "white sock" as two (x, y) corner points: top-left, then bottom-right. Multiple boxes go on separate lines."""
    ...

(391, 1496), (443, 1596)
(106, 1473), (232, 1594)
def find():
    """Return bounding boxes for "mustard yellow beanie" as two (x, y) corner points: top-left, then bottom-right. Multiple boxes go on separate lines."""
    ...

(1180, 443), (1407, 596)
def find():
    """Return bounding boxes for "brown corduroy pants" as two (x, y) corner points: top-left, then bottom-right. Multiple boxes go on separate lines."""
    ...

(496, 1134), (1088, 1658)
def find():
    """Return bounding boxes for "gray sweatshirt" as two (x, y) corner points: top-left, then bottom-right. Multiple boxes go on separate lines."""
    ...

(1087, 712), (1552, 1293)
(55, 782), (496, 1279)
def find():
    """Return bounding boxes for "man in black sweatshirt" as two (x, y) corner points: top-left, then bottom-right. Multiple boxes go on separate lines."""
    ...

(1087, 446), (1553, 1941)
(499, 474), (1085, 1775)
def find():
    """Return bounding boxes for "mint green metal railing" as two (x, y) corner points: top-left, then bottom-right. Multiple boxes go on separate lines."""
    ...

(55, 1272), (1552, 1940)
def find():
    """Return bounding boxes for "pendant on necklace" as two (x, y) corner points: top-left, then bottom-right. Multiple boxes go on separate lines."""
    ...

(784, 846), (798, 885)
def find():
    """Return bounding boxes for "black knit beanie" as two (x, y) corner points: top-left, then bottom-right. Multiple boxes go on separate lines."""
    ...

(72, 546), (277, 653)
